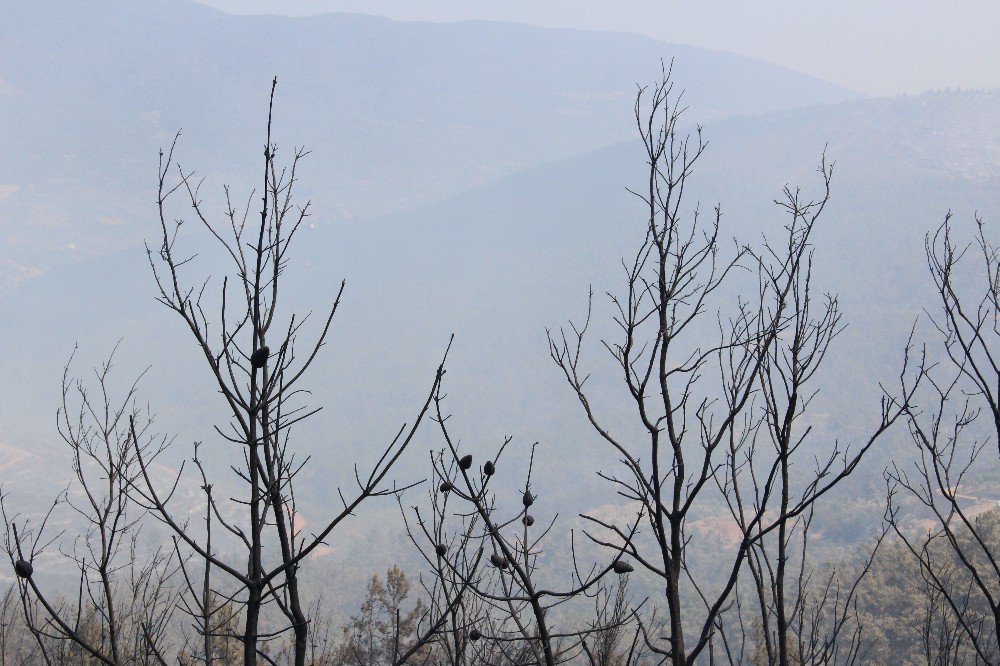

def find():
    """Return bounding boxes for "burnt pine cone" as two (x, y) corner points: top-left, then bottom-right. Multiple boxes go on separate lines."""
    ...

(250, 346), (270, 369)
(612, 560), (634, 575)
(14, 559), (32, 579)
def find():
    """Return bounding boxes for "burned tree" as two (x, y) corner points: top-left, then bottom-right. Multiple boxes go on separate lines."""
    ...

(885, 214), (1000, 663)
(134, 78), (447, 666)
(1, 350), (179, 665)
(547, 68), (920, 664)
(402, 380), (640, 666)
(707, 179), (922, 665)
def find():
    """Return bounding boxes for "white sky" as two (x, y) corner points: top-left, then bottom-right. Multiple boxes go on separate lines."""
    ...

(195, 0), (998, 96)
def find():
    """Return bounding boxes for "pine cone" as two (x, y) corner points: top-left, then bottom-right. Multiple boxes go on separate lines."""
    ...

(14, 559), (32, 579)
(250, 346), (270, 369)
(612, 560), (634, 574)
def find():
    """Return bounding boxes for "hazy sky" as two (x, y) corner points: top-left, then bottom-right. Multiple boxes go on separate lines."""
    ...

(194, 0), (997, 96)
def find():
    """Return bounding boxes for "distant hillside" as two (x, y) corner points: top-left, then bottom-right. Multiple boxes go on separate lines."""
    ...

(0, 0), (856, 285)
(305, 92), (1000, 479)
(1, 91), (997, 531)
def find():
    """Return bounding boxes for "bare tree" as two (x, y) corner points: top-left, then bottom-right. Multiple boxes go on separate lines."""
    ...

(547, 67), (920, 665)
(401, 462), (486, 666)
(580, 579), (644, 666)
(725, 509), (888, 666)
(713, 179), (914, 665)
(131, 77), (448, 666)
(403, 381), (639, 666)
(885, 213), (1000, 663)
(1, 349), (179, 665)
(1, 581), (47, 664)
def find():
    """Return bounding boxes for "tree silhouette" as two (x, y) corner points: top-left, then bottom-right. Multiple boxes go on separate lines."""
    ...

(548, 66), (922, 665)
(886, 214), (1000, 662)
(1, 349), (178, 665)
(132, 77), (448, 666)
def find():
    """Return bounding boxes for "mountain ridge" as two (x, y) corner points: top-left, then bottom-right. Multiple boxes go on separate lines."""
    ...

(1, 0), (857, 285)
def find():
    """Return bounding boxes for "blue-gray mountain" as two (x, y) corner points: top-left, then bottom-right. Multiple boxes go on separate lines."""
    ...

(0, 0), (855, 277)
